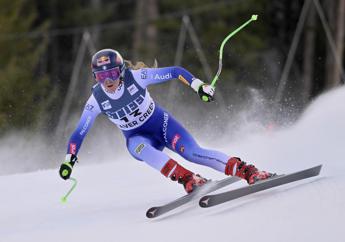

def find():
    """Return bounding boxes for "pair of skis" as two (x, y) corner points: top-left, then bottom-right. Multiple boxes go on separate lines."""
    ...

(146, 165), (322, 218)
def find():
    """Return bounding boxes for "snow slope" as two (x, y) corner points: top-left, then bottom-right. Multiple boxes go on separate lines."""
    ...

(1, 87), (345, 242)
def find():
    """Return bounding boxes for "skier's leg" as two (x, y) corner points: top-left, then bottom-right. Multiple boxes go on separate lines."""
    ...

(126, 135), (206, 193)
(163, 114), (229, 172)
(164, 114), (274, 184)
(126, 135), (168, 171)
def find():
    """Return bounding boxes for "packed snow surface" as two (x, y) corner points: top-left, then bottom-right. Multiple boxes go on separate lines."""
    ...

(1, 87), (345, 242)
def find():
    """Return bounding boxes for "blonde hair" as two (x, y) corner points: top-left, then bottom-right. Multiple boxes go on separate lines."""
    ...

(124, 59), (158, 70)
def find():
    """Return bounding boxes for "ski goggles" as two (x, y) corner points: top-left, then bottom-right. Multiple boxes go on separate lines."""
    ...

(94, 67), (121, 83)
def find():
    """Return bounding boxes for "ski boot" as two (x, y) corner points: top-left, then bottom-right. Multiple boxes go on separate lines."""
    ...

(225, 157), (275, 184)
(161, 159), (207, 193)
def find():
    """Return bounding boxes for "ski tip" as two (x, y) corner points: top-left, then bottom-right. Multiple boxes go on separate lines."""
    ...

(314, 164), (323, 175)
(146, 207), (159, 218)
(199, 196), (211, 208)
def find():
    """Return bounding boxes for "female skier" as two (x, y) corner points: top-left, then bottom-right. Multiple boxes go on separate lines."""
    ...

(59, 49), (273, 193)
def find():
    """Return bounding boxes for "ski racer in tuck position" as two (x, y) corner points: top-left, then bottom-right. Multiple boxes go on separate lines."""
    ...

(59, 48), (274, 193)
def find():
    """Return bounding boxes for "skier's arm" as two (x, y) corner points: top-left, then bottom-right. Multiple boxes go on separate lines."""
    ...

(131, 66), (198, 87)
(66, 94), (101, 156)
(131, 67), (214, 101)
(59, 94), (101, 180)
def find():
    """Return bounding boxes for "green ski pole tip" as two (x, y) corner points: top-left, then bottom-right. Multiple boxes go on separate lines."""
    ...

(251, 15), (258, 21)
(61, 197), (67, 204)
(202, 96), (209, 102)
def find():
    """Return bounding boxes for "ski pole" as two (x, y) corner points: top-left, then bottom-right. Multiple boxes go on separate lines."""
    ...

(61, 177), (78, 204)
(202, 14), (258, 102)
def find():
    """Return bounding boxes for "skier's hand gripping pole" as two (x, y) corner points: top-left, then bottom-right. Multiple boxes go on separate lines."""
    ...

(191, 79), (215, 102)
(59, 154), (78, 203)
(201, 14), (258, 102)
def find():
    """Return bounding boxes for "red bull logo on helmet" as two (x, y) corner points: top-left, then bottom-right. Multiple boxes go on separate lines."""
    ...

(96, 56), (111, 66)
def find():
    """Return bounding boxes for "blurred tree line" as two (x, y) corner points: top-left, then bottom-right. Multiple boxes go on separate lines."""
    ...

(0, 0), (344, 135)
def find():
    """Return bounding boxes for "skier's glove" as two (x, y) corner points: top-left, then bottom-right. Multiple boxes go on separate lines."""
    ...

(191, 78), (215, 102)
(59, 154), (78, 180)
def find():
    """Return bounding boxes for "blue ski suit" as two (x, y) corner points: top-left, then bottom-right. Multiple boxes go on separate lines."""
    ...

(67, 66), (230, 173)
